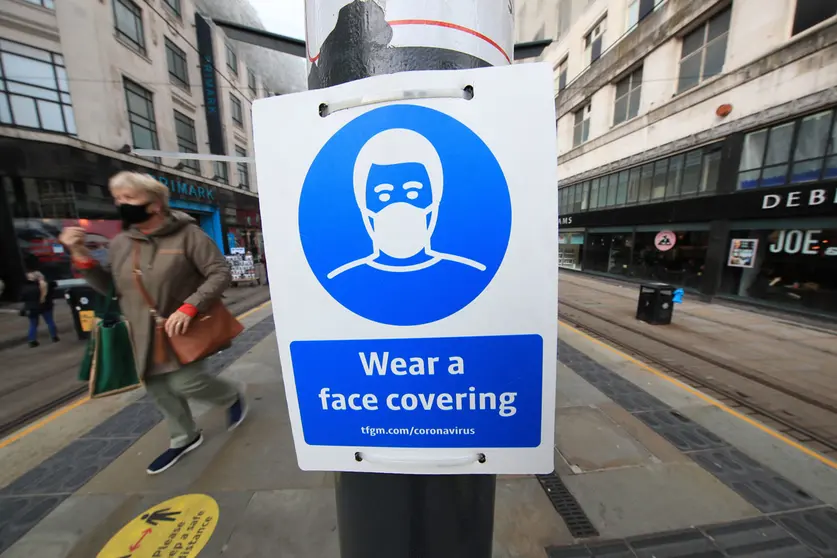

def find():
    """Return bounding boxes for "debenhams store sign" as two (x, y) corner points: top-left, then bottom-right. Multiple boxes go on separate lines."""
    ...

(761, 184), (837, 211)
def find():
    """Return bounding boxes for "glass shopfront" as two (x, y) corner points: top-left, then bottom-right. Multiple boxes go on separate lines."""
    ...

(584, 226), (710, 289)
(721, 220), (837, 314)
(558, 230), (585, 270)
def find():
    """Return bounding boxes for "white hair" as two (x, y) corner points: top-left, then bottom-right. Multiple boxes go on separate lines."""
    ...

(352, 128), (444, 220)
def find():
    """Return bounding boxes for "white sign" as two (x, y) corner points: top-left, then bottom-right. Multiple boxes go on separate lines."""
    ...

(728, 238), (758, 268)
(254, 64), (557, 475)
(304, 0), (514, 67)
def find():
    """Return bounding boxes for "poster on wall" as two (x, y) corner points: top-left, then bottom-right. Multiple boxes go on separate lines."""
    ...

(728, 238), (759, 268)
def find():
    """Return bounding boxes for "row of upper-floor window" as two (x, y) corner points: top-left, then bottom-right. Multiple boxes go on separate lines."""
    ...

(738, 107), (837, 190)
(559, 105), (837, 215)
(570, 5), (732, 148)
(113, 0), (262, 100)
(558, 143), (723, 215)
(0, 35), (251, 189)
(564, 0), (837, 149)
(124, 77), (251, 189)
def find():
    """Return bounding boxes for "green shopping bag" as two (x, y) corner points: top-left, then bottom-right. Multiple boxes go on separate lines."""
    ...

(77, 286), (141, 398)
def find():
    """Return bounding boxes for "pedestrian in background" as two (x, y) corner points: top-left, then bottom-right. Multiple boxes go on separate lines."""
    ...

(59, 171), (246, 475)
(20, 270), (59, 347)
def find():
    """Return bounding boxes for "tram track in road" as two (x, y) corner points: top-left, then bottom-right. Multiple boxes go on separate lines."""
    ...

(0, 287), (272, 441)
(558, 299), (837, 459)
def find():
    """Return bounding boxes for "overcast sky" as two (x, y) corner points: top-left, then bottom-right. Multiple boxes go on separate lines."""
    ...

(249, 0), (306, 39)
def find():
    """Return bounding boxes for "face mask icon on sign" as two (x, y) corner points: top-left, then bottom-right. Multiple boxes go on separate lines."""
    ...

(327, 128), (486, 279)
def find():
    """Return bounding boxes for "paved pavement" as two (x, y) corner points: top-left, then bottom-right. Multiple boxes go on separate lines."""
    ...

(0, 286), (271, 436)
(0, 294), (836, 557)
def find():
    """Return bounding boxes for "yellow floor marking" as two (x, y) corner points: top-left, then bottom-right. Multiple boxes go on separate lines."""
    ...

(98, 494), (219, 558)
(0, 301), (273, 449)
(559, 320), (837, 471)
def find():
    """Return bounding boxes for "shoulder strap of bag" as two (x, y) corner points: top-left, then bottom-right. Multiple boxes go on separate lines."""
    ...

(132, 242), (159, 317)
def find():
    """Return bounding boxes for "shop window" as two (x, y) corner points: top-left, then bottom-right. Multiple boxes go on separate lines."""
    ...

(791, 0), (837, 36)
(700, 147), (722, 193)
(681, 150), (703, 195)
(652, 159), (668, 199)
(828, 113), (837, 179)
(214, 161), (229, 184)
(226, 43), (238, 75)
(248, 69), (257, 98)
(163, 0), (181, 17)
(586, 232), (632, 275)
(723, 228), (837, 315)
(613, 66), (642, 126)
(557, 57), (568, 91)
(230, 94), (243, 127)
(114, 0), (145, 54)
(638, 163), (653, 202)
(573, 104), (591, 147)
(558, 232), (585, 270)
(589, 178), (600, 210)
(666, 154), (684, 198)
(165, 38), (189, 89)
(632, 230), (709, 289)
(616, 171), (629, 205)
(236, 145), (250, 188)
(583, 16), (607, 67)
(124, 78), (158, 151)
(174, 111), (200, 175)
(0, 40), (76, 134)
(627, 167), (640, 204)
(581, 181), (590, 210)
(677, 7), (730, 93)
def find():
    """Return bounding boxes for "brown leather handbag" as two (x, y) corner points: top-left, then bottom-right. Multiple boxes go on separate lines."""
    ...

(133, 243), (244, 366)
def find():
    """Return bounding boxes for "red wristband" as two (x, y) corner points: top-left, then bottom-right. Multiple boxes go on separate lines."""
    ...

(178, 304), (199, 318)
(72, 256), (97, 270)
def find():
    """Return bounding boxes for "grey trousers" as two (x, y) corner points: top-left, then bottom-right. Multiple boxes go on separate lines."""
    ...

(144, 361), (239, 449)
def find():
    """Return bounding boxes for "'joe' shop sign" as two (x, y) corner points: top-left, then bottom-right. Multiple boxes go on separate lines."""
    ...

(149, 174), (217, 203)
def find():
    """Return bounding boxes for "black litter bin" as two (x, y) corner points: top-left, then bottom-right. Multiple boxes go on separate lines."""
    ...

(65, 285), (100, 340)
(636, 283), (675, 325)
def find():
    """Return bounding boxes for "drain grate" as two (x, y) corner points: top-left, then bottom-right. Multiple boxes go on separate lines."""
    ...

(537, 473), (599, 539)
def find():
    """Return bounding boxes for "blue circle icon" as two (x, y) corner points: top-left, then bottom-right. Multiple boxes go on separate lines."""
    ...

(299, 104), (511, 326)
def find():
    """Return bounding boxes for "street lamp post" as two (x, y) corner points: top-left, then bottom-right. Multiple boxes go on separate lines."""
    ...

(301, 2), (510, 557)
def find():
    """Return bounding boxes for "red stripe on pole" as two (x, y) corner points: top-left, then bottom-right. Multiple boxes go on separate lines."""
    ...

(307, 19), (510, 64)
(387, 19), (511, 63)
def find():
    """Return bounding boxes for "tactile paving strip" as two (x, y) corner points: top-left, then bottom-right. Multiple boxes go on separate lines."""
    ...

(548, 513), (834, 557)
(0, 314), (276, 554)
(556, 340), (825, 514)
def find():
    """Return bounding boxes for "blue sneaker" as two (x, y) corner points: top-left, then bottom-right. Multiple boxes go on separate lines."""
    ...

(228, 396), (247, 431)
(146, 433), (203, 475)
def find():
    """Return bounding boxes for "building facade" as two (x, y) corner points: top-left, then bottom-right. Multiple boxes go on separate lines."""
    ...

(520, 0), (837, 318)
(0, 0), (283, 298)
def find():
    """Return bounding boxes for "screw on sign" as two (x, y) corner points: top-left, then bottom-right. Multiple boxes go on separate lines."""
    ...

(655, 230), (677, 252)
(97, 494), (218, 558)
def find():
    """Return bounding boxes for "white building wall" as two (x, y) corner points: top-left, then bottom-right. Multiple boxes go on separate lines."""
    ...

(0, 0), (287, 195)
(539, 0), (837, 183)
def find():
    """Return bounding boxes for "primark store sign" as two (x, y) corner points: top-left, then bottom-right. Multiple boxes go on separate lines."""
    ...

(148, 174), (217, 204)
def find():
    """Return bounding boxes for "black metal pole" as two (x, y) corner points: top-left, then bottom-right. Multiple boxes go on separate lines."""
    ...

(301, 1), (511, 556)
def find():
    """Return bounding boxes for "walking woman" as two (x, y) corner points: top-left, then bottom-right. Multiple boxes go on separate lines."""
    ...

(21, 270), (59, 347)
(59, 172), (246, 475)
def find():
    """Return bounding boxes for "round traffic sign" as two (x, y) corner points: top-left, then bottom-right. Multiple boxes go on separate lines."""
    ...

(654, 230), (676, 252)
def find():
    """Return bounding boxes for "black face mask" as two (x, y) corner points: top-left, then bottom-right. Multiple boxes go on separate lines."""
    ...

(119, 202), (152, 227)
